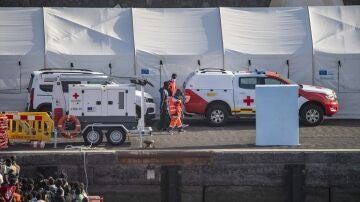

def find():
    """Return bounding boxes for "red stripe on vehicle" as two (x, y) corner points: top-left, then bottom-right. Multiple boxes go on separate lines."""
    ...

(300, 89), (325, 102)
(184, 89), (208, 114)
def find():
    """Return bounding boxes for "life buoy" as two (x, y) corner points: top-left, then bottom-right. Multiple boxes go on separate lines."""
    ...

(57, 115), (81, 139)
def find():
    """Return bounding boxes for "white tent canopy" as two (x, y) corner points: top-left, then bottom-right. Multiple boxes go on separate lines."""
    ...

(221, 7), (313, 84)
(270, 0), (344, 7)
(133, 8), (224, 105)
(0, 6), (359, 118)
(310, 6), (360, 118)
(44, 8), (135, 79)
(0, 8), (44, 110)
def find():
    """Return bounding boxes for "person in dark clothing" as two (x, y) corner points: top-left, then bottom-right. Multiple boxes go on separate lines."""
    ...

(174, 89), (184, 103)
(157, 81), (171, 131)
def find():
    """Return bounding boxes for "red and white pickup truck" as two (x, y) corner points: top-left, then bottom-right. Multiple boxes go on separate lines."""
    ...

(184, 69), (338, 126)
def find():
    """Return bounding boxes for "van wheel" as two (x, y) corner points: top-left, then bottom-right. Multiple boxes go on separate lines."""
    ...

(38, 105), (52, 114)
(206, 104), (229, 127)
(300, 104), (324, 126)
(136, 106), (151, 126)
(106, 128), (127, 146)
(83, 128), (103, 146)
(136, 105), (141, 119)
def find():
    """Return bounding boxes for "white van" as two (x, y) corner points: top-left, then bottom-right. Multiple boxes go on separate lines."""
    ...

(26, 69), (156, 122)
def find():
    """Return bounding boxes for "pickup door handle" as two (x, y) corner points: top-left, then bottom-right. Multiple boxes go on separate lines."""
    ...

(108, 101), (113, 105)
(96, 101), (101, 105)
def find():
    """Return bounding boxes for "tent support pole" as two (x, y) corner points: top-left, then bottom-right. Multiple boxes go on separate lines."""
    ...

(160, 60), (163, 88)
(19, 60), (22, 93)
(287, 60), (290, 79)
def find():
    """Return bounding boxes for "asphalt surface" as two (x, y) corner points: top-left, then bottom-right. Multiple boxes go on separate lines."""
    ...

(3, 118), (360, 151)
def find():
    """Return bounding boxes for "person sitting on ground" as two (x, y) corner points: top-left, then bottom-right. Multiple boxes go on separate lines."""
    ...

(48, 177), (56, 191)
(1, 159), (14, 185)
(0, 176), (17, 202)
(12, 187), (21, 202)
(10, 156), (20, 178)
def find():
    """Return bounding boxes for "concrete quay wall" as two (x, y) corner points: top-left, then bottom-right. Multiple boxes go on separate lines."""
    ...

(1, 150), (360, 202)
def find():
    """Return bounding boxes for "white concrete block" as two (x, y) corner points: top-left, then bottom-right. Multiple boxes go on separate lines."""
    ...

(256, 84), (299, 146)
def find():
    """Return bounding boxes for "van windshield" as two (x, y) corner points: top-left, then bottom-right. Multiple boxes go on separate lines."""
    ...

(27, 74), (34, 92)
(183, 72), (195, 89)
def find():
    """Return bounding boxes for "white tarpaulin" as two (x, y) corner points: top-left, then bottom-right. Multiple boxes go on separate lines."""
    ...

(310, 6), (360, 118)
(270, 0), (344, 7)
(221, 7), (313, 84)
(44, 8), (135, 79)
(133, 8), (224, 106)
(0, 8), (44, 110)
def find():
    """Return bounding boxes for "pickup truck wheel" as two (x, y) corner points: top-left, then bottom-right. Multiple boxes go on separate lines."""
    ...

(83, 128), (103, 146)
(300, 104), (324, 126)
(206, 104), (229, 127)
(106, 128), (127, 146)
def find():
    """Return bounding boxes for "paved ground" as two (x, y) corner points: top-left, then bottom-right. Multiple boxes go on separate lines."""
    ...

(4, 118), (360, 151)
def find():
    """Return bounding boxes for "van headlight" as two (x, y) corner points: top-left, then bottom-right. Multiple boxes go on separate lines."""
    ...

(326, 91), (337, 100)
(145, 97), (154, 103)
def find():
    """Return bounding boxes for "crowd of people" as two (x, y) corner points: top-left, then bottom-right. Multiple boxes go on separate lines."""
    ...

(157, 73), (187, 134)
(0, 157), (88, 202)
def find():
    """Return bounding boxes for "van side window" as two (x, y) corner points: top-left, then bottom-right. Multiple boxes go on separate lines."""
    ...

(119, 92), (125, 109)
(39, 85), (53, 92)
(62, 81), (81, 93)
(239, 77), (258, 89)
(264, 78), (283, 85)
(87, 80), (107, 84)
(28, 74), (34, 92)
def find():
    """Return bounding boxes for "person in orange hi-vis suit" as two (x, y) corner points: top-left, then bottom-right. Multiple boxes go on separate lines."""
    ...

(168, 73), (177, 96)
(168, 99), (185, 134)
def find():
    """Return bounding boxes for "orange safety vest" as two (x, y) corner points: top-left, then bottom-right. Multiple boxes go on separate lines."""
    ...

(168, 80), (176, 96)
(167, 97), (176, 115)
(175, 103), (182, 116)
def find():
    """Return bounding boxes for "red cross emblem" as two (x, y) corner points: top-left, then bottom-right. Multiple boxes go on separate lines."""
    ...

(73, 92), (79, 99)
(243, 96), (254, 106)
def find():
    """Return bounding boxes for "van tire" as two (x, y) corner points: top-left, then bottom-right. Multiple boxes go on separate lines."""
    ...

(300, 104), (324, 126)
(38, 104), (52, 113)
(206, 104), (229, 127)
(136, 105), (151, 126)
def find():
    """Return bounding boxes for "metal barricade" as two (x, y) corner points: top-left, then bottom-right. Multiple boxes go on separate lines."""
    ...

(4, 112), (54, 142)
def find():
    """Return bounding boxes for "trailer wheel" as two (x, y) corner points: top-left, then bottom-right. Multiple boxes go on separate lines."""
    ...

(83, 128), (103, 146)
(106, 128), (127, 146)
